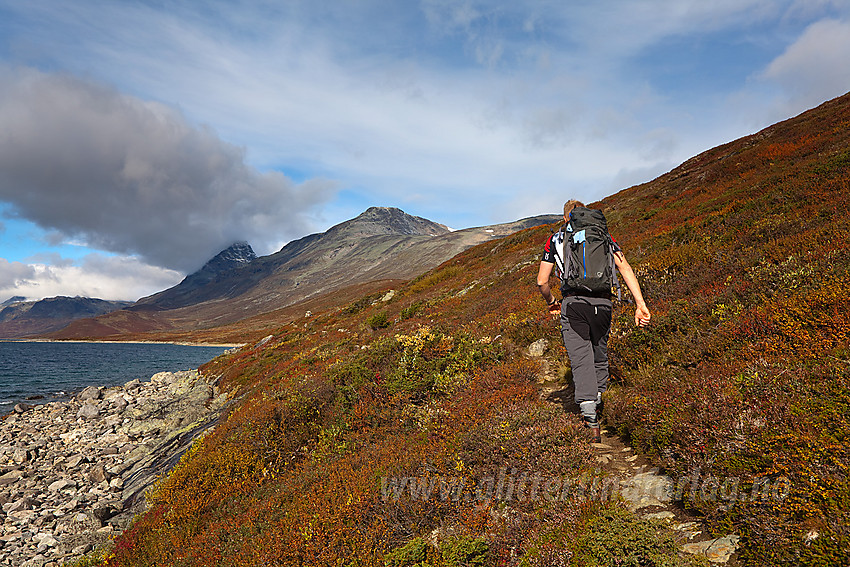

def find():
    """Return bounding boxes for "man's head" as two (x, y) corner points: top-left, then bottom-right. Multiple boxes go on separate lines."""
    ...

(563, 199), (585, 221)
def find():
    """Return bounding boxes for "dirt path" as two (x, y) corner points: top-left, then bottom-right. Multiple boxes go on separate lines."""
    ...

(528, 338), (741, 565)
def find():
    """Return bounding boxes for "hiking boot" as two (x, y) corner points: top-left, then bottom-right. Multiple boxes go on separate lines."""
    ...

(588, 424), (601, 443)
(582, 416), (602, 443)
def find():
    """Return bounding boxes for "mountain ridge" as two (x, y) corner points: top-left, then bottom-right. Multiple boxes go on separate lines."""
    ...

(132, 206), (456, 312)
(0, 296), (132, 338)
(41, 209), (560, 340)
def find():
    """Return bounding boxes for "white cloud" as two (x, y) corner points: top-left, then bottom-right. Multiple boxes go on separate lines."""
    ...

(0, 258), (37, 291)
(0, 254), (181, 302)
(760, 18), (850, 112)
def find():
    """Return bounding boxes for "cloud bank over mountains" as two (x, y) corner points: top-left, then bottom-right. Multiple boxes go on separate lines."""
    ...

(0, 255), (181, 303)
(0, 68), (336, 273)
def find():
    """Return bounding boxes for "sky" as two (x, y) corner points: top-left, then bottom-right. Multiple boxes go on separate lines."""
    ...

(1, 1), (849, 302)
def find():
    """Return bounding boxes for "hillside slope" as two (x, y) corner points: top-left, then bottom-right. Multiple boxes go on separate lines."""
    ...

(101, 92), (850, 567)
(596, 91), (850, 565)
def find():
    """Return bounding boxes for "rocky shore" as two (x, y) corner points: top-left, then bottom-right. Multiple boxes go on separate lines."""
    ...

(0, 368), (233, 566)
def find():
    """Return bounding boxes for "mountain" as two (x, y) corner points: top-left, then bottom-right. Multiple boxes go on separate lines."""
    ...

(323, 205), (452, 237)
(45, 207), (559, 341)
(132, 241), (258, 310)
(131, 207), (452, 312)
(0, 296), (132, 338)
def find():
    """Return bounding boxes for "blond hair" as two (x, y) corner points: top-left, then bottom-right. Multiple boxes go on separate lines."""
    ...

(563, 199), (585, 218)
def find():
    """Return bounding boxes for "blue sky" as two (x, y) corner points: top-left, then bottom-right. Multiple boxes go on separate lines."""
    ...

(1, 0), (849, 301)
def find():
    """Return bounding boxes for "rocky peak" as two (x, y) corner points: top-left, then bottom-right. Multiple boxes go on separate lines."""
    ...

(132, 242), (259, 310)
(185, 242), (257, 284)
(326, 207), (451, 239)
(203, 242), (257, 272)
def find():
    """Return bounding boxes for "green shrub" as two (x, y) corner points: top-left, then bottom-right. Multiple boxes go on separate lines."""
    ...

(63, 550), (110, 567)
(388, 328), (501, 398)
(367, 311), (391, 330)
(401, 301), (424, 320)
(384, 535), (488, 567)
(573, 506), (706, 567)
(385, 537), (428, 567)
(441, 536), (488, 567)
(329, 360), (374, 390)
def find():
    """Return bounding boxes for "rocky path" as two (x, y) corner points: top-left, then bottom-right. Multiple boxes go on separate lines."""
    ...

(527, 338), (741, 565)
(0, 369), (232, 567)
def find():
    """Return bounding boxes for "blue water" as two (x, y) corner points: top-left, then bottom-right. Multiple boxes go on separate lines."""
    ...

(0, 341), (230, 414)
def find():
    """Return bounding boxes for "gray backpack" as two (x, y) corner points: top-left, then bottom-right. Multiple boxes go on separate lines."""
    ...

(559, 207), (621, 299)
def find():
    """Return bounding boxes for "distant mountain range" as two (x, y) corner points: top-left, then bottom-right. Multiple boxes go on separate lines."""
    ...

(2, 207), (559, 340)
(0, 296), (132, 338)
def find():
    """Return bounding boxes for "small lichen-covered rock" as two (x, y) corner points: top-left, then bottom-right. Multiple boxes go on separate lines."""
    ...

(527, 338), (548, 357)
(682, 534), (740, 563)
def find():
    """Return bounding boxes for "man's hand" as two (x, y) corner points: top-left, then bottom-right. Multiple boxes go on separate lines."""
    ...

(635, 305), (651, 327)
(548, 300), (561, 319)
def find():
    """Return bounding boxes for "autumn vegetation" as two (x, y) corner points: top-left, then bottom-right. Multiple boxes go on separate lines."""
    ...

(90, 92), (850, 566)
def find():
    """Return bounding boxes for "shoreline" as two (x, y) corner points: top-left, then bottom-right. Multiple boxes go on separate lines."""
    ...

(0, 366), (233, 564)
(0, 341), (241, 419)
(1, 338), (245, 348)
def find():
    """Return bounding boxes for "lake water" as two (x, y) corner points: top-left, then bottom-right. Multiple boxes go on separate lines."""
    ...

(0, 341), (231, 414)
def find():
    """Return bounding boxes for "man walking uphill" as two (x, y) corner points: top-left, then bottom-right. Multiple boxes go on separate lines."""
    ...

(537, 200), (651, 443)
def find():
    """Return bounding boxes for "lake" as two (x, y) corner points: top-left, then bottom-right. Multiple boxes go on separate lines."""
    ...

(0, 341), (232, 414)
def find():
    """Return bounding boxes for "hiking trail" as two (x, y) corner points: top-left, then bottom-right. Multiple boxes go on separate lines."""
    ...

(527, 338), (741, 565)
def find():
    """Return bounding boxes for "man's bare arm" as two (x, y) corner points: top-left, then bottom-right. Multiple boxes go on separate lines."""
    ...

(613, 251), (651, 327)
(536, 261), (558, 305)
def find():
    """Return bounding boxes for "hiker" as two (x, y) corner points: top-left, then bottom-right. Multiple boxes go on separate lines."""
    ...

(536, 200), (650, 442)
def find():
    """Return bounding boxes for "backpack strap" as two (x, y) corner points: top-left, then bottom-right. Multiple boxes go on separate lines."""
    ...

(608, 235), (622, 301)
(560, 223), (571, 281)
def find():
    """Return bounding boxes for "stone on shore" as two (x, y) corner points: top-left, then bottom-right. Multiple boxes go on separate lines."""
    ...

(0, 367), (233, 566)
(78, 386), (102, 401)
(76, 402), (100, 420)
